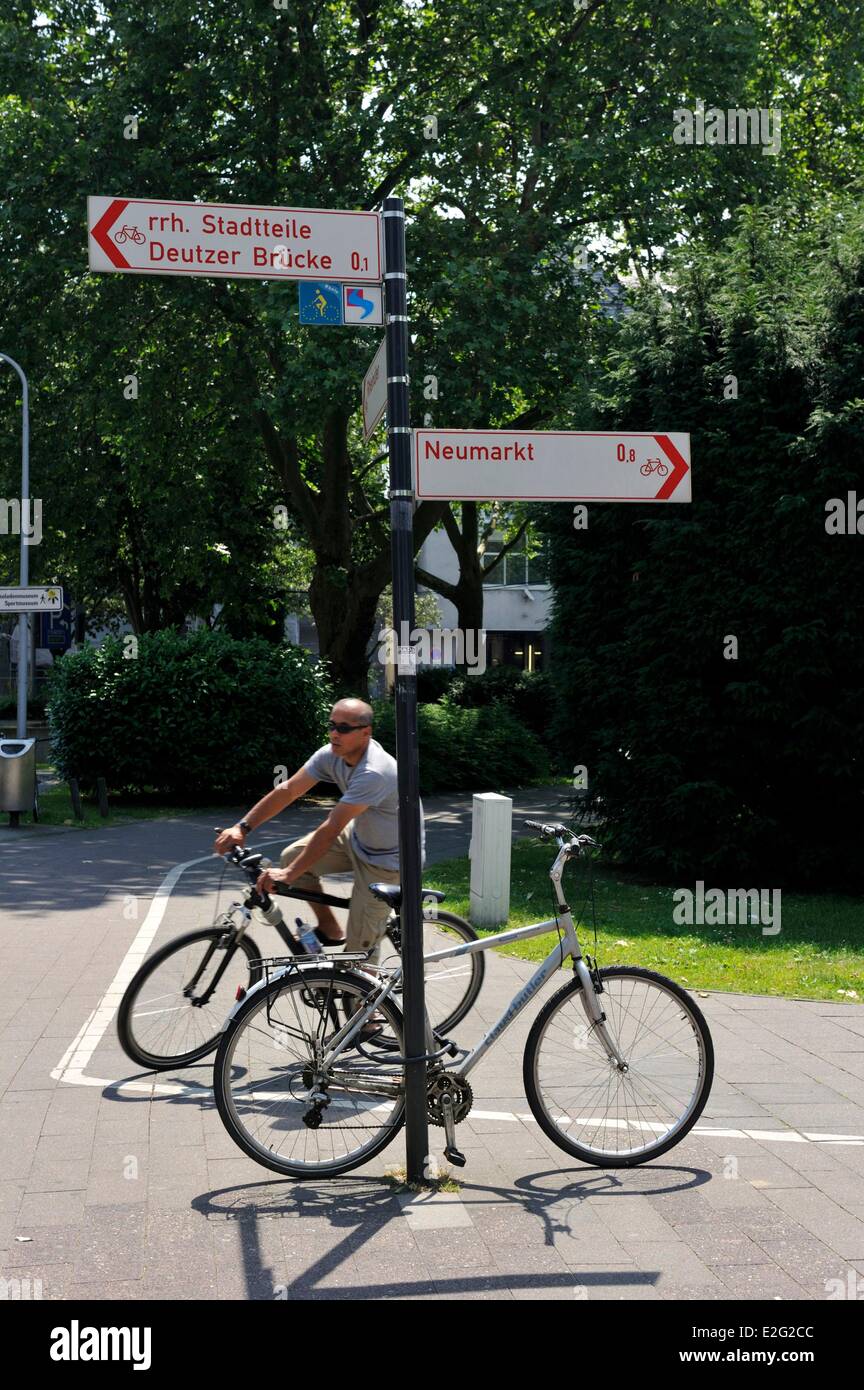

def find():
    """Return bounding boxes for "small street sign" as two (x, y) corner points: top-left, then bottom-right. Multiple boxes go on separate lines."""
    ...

(87, 196), (383, 283)
(0, 586), (63, 613)
(413, 429), (691, 502)
(299, 282), (344, 324)
(299, 282), (384, 325)
(361, 338), (387, 440)
(343, 285), (383, 324)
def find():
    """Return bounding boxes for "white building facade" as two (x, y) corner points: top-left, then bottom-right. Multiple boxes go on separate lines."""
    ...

(415, 526), (551, 673)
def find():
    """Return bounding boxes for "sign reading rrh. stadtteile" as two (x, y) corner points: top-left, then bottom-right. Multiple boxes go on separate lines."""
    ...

(87, 196), (382, 283)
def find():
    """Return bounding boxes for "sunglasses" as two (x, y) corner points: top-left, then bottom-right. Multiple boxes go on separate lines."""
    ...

(328, 720), (368, 734)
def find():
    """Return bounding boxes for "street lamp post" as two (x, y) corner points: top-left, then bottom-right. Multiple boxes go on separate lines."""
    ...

(0, 353), (30, 739)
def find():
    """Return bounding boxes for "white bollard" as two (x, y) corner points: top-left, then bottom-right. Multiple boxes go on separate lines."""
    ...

(469, 792), (512, 928)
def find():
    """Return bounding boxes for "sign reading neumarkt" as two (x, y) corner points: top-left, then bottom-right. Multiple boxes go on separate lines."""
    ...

(87, 197), (383, 284)
(413, 429), (692, 502)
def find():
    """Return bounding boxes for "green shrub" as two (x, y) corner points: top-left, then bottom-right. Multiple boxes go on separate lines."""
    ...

(447, 668), (561, 762)
(46, 629), (332, 799)
(372, 696), (549, 794)
(415, 664), (454, 705)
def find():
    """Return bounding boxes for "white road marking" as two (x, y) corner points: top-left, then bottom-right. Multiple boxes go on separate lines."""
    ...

(51, 838), (289, 1089)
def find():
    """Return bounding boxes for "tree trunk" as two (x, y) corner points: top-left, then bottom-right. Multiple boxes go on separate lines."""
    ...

(309, 564), (385, 697)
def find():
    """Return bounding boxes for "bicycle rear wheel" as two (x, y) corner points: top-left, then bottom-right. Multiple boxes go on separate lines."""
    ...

(117, 927), (262, 1071)
(214, 967), (405, 1178)
(384, 907), (485, 1038)
(523, 966), (714, 1167)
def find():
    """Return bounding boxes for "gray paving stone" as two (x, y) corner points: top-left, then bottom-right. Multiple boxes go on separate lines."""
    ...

(0, 1262), (74, 1300)
(673, 1222), (768, 1265)
(757, 1188), (864, 1259)
(16, 1191), (86, 1227)
(709, 1263), (815, 1299)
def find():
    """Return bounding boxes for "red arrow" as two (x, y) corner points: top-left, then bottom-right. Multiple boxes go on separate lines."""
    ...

(91, 199), (131, 268)
(654, 434), (690, 499)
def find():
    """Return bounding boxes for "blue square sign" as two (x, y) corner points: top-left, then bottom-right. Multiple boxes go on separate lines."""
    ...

(298, 281), (344, 325)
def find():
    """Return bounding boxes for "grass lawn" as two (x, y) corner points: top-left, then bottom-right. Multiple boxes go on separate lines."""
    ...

(423, 839), (864, 1003)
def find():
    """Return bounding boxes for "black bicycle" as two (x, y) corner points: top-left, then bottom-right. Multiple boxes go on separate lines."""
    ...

(117, 841), (484, 1071)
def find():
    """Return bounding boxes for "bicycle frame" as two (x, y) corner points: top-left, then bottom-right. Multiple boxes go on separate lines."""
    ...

(318, 841), (627, 1076)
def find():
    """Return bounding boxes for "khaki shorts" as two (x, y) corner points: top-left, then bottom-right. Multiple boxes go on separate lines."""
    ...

(280, 827), (400, 957)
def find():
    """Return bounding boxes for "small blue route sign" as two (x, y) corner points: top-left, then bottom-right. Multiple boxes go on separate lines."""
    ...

(298, 281), (344, 325)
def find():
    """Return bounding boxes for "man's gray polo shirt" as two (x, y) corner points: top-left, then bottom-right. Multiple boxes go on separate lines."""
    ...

(303, 737), (425, 871)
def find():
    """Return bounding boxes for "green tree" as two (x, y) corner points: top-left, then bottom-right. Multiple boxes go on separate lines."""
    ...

(2, 1), (863, 686)
(543, 195), (864, 887)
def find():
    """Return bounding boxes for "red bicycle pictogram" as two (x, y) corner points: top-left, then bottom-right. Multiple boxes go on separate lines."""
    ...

(640, 456), (668, 477)
(114, 225), (146, 245)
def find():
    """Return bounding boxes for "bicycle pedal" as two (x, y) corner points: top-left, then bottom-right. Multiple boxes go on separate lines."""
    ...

(444, 1145), (466, 1168)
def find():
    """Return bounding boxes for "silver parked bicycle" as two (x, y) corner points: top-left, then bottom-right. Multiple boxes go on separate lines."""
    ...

(213, 821), (715, 1178)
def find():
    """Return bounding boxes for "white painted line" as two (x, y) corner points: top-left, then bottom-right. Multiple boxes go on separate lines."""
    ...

(51, 837), (290, 1089)
(803, 1131), (864, 1142)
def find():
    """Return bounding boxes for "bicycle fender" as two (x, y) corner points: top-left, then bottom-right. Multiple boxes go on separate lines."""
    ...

(219, 960), (381, 1031)
(220, 964), (292, 1030)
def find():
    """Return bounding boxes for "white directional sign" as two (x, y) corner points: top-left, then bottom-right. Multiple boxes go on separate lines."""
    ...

(0, 586), (63, 613)
(413, 430), (691, 502)
(87, 196), (382, 284)
(361, 339), (388, 441)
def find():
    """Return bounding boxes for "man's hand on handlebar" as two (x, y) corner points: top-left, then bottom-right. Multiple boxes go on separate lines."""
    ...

(256, 865), (292, 895)
(214, 824), (246, 856)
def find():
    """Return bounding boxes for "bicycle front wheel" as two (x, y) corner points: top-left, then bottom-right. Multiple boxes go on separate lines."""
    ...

(117, 927), (262, 1071)
(523, 965), (714, 1167)
(214, 967), (405, 1179)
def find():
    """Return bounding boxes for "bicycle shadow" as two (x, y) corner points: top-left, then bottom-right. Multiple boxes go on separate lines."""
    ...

(192, 1161), (713, 1300)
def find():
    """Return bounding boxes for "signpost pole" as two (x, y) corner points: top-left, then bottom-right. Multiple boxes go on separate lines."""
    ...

(382, 195), (428, 1183)
(0, 353), (30, 739)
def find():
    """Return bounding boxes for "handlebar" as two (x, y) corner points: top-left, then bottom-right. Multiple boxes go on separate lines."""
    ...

(524, 819), (600, 852)
(214, 828), (274, 909)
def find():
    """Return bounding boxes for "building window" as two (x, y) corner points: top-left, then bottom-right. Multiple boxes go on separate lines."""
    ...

(485, 631), (545, 672)
(482, 541), (548, 587)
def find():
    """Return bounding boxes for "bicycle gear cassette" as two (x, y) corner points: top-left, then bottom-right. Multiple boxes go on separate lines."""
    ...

(426, 1072), (473, 1126)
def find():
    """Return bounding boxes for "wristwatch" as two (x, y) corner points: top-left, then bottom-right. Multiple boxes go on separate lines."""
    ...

(238, 819), (253, 835)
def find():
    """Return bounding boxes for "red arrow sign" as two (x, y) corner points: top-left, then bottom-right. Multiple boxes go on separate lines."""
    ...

(413, 429), (692, 502)
(90, 198), (130, 268)
(654, 434), (690, 500)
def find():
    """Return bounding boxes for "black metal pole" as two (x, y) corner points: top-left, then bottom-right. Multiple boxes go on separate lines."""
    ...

(382, 195), (428, 1182)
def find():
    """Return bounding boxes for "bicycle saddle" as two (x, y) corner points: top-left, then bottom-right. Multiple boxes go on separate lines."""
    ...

(368, 884), (446, 908)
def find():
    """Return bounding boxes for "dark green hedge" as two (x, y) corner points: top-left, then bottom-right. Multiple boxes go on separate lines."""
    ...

(542, 203), (864, 888)
(46, 630), (332, 799)
(373, 696), (549, 794)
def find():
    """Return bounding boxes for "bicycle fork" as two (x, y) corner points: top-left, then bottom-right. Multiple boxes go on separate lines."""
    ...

(573, 957), (629, 1071)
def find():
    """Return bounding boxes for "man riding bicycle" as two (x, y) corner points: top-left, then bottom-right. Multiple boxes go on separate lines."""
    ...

(213, 698), (424, 962)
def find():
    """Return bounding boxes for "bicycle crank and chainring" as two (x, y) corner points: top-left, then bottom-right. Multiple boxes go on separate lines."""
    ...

(426, 1072), (473, 1126)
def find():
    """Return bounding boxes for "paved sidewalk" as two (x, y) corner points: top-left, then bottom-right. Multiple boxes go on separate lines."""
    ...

(1, 794), (863, 1301)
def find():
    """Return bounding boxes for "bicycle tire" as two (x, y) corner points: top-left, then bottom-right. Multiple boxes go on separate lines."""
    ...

(523, 965), (714, 1167)
(214, 966), (405, 1178)
(117, 927), (263, 1071)
(383, 907), (485, 1040)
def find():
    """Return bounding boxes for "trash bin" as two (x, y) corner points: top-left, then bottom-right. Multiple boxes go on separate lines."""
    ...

(0, 737), (37, 813)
